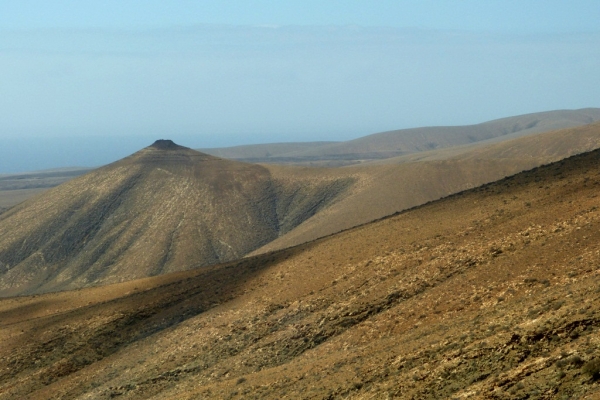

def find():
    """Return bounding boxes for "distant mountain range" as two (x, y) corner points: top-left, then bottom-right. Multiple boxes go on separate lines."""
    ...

(200, 108), (600, 165)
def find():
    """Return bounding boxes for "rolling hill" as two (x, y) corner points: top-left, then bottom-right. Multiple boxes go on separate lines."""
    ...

(2, 108), (598, 215)
(2, 144), (600, 399)
(198, 141), (337, 162)
(2, 108), (598, 213)
(2, 120), (600, 297)
(253, 121), (600, 254)
(200, 108), (600, 165)
(0, 140), (353, 296)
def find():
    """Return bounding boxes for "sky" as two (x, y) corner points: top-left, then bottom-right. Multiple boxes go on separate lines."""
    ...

(1, 1), (599, 172)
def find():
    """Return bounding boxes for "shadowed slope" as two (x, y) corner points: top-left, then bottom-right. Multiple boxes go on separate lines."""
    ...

(0, 141), (353, 296)
(2, 147), (600, 399)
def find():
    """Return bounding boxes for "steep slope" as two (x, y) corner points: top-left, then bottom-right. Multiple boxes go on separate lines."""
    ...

(0, 140), (353, 296)
(2, 146), (600, 399)
(255, 121), (600, 254)
(201, 108), (600, 164)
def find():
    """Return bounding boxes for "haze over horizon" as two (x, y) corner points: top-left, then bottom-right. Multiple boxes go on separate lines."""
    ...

(1, 1), (599, 173)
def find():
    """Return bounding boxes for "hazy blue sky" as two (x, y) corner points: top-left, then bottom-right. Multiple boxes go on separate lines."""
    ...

(1, 1), (599, 172)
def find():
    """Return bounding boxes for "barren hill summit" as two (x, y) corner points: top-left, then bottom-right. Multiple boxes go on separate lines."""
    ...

(0, 140), (354, 296)
(149, 139), (186, 150)
(122, 139), (215, 163)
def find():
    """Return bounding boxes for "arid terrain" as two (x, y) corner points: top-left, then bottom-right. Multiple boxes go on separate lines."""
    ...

(1, 140), (600, 398)
(0, 168), (90, 214)
(0, 140), (353, 296)
(200, 108), (600, 165)
(3, 0), (598, 396)
(5, 109), (597, 214)
(1, 110), (600, 398)
(1, 108), (598, 216)
(2, 118), (600, 297)
(253, 121), (600, 254)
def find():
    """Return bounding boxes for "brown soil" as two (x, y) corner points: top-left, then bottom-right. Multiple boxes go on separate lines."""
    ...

(1, 147), (600, 398)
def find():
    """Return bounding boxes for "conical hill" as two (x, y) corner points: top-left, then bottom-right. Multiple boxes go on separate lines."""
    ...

(0, 140), (353, 296)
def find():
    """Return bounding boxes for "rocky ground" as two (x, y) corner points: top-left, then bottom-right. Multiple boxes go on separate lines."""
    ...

(1, 148), (600, 398)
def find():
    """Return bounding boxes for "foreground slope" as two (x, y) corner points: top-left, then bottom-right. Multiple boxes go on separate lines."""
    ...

(2, 148), (600, 398)
(0, 140), (353, 296)
(201, 108), (600, 164)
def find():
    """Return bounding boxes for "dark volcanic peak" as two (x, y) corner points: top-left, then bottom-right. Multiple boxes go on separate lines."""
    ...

(131, 139), (215, 165)
(149, 139), (187, 150)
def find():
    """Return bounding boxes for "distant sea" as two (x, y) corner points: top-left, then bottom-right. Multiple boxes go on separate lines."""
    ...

(0, 136), (159, 173)
(0, 134), (235, 174)
(0, 130), (348, 174)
